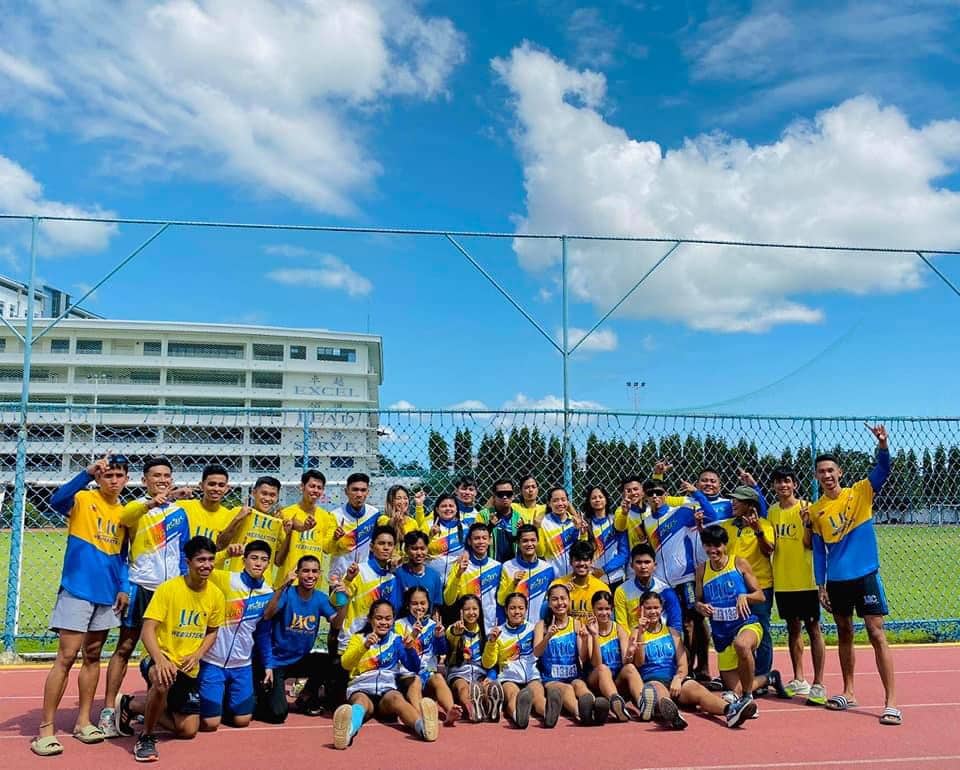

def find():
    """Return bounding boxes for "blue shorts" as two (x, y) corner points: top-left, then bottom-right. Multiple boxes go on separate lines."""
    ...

(197, 661), (254, 718)
(122, 584), (154, 629)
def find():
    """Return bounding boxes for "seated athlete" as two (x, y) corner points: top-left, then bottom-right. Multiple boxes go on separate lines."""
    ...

(583, 590), (641, 722)
(446, 594), (500, 722)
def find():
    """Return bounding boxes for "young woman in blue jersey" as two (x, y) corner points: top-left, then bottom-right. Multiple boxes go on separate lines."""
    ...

(534, 584), (603, 725)
(481, 593), (558, 729)
(582, 485), (628, 589)
(332, 599), (439, 749)
(395, 586), (461, 724)
(584, 590), (641, 722)
(537, 487), (588, 579)
(446, 594), (501, 722)
(634, 591), (743, 728)
(379, 485), (417, 565)
(427, 494), (468, 614)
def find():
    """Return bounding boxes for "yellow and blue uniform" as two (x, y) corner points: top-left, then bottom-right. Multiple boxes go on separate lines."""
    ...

(341, 630), (421, 697)
(547, 573), (610, 621)
(811, 450), (890, 584)
(427, 518), (468, 587)
(595, 625), (624, 677)
(614, 576), (682, 632)
(274, 503), (335, 589)
(49, 471), (128, 606)
(199, 569), (274, 718)
(498, 556), (555, 622)
(613, 504), (646, 550)
(338, 558), (401, 653)
(701, 557), (761, 671)
(143, 575), (225, 677)
(395, 616), (447, 683)
(537, 512), (585, 578)
(121, 498), (190, 591)
(482, 621), (539, 684)
(538, 617), (580, 683)
(328, 503), (381, 581)
(639, 624), (677, 684)
(444, 554), (503, 629)
(446, 623), (488, 682)
(645, 491), (718, 586)
(588, 515), (628, 585)
(769, 501), (816, 592)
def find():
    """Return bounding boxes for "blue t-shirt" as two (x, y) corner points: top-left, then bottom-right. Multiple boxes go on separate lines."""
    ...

(263, 587), (337, 668)
(395, 563), (443, 610)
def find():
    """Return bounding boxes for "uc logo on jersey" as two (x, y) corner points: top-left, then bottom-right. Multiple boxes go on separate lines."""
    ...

(289, 613), (317, 632)
(179, 609), (202, 628)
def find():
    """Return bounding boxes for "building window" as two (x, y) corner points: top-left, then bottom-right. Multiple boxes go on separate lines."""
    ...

(50, 338), (70, 354)
(317, 346), (356, 363)
(76, 340), (102, 355)
(143, 341), (162, 356)
(252, 343), (283, 362)
(330, 456), (355, 469)
(0, 338), (5, 353)
(252, 371), (283, 390)
(166, 369), (245, 387)
(289, 345), (306, 360)
(0, 302), (5, 317)
(168, 341), (244, 359)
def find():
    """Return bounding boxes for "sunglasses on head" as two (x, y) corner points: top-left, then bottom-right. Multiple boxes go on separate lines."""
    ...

(494, 490), (515, 498)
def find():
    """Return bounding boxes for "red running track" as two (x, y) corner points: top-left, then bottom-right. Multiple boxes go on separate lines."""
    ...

(2, 645), (959, 770)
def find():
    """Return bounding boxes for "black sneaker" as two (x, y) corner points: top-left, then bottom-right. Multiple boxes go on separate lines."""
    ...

(657, 697), (688, 730)
(115, 693), (134, 738)
(609, 694), (629, 723)
(543, 687), (562, 728)
(592, 696), (610, 725)
(766, 670), (790, 699)
(577, 693), (595, 724)
(133, 734), (158, 762)
(514, 687), (533, 729)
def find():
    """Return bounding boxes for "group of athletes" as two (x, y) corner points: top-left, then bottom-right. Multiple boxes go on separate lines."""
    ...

(29, 422), (901, 761)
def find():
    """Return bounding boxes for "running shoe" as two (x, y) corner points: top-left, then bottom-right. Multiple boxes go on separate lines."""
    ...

(720, 690), (738, 705)
(609, 694), (630, 723)
(657, 697), (688, 730)
(514, 687), (533, 729)
(638, 683), (658, 722)
(98, 707), (119, 739)
(577, 693), (596, 724)
(419, 697), (439, 742)
(133, 733), (158, 762)
(785, 678), (811, 697)
(332, 704), (354, 750)
(115, 693), (135, 738)
(806, 683), (827, 706)
(544, 687), (562, 728)
(592, 696), (610, 725)
(705, 676), (725, 691)
(725, 696), (757, 728)
(470, 681), (486, 723)
(487, 680), (504, 722)
(766, 670), (791, 698)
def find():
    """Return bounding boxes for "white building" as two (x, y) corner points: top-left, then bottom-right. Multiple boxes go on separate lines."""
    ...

(0, 275), (100, 321)
(0, 319), (383, 490)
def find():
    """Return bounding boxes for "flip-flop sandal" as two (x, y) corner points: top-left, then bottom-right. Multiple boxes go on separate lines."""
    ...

(30, 736), (64, 757)
(72, 725), (105, 744)
(825, 695), (858, 711)
(879, 707), (902, 725)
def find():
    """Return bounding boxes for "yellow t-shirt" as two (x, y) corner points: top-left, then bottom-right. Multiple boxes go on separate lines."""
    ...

(181, 499), (234, 543)
(274, 503), (335, 589)
(720, 518), (775, 589)
(549, 574), (610, 620)
(512, 502), (547, 526)
(769, 501), (816, 592)
(222, 507), (287, 576)
(143, 575), (225, 677)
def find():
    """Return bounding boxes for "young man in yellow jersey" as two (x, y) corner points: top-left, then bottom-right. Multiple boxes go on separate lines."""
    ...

(32, 455), (130, 757)
(274, 470), (334, 589)
(613, 475), (646, 550)
(548, 540), (609, 621)
(216, 476), (285, 577)
(181, 464), (234, 542)
(769, 467), (826, 705)
(116, 536), (225, 762)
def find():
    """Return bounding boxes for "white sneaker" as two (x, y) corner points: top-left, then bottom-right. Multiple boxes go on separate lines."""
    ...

(98, 707), (120, 739)
(786, 678), (810, 697)
(806, 683), (827, 706)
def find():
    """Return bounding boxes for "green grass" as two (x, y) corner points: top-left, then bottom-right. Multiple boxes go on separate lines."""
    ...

(2, 525), (959, 654)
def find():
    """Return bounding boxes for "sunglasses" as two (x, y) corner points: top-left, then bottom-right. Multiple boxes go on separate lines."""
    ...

(494, 490), (515, 498)
(646, 489), (666, 496)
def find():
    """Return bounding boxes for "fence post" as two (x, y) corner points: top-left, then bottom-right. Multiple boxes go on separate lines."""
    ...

(808, 417), (820, 500)
(300, 411), (312, 473)
(3, 216), (38, 655)
(561, 235), (573, 495)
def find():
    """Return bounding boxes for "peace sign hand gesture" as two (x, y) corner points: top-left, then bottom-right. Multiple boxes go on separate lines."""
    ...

(864, 422), (888, 447)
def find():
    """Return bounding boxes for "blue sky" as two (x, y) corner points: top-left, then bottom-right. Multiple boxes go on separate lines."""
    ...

(1, 0), (960, 417)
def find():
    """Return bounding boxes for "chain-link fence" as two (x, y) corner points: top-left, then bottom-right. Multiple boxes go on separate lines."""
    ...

(3, 406), (959, 652)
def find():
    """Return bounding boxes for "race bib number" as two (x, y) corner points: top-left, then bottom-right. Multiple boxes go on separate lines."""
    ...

(713, 606), (739, 622)
(549, 664), (577, 680)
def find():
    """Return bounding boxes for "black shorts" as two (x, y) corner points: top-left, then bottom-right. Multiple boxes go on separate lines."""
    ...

(674, 581), (697, 613)
(826, 571), (889, 618)
(122, 584), (154, 629)
(140, 657), (201, 716)
(775, 590), (821, 623)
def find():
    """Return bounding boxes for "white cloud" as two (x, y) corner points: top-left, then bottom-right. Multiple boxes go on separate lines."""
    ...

(388, 400), (416, 410)
(0, 1), (465, 214)
(493, 43), (960, 333)
(560, 326), (618, 353)
(266, 254), (372, 297)
(641, 334), (656, 352)
(0, 154), (116, 255)
(502, 392), (605, 411)
(448, 399), (490, 411)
